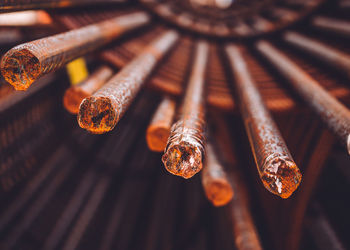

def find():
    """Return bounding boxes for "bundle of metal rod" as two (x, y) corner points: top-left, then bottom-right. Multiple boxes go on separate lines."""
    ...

(1, 12), (150, 90)
(212, 112), (263, 250)
(0, 0), (124, 11)
(225, 45), (301, 198)
(162, 41), (209, 179)
(312, 17), (350, 37)
(0, 10), (52, 26)
(63, 66), (113, 114)
(78, 30), (179, 134)
(146, 96), (176, 152)
(257, 41), (350, 154)
(284, 32), (350, 79)
(201, 143), (234, 206)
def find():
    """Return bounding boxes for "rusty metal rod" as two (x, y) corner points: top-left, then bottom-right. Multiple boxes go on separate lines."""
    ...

(0, 10), (52, 26)
(0, 0), (124, 11)
(312, 17), (350, 37)
(212, 111), (263, 250)
(257, 40), (350, 154)
(78, 30), (179, 134)
(146, 96), (176, 152)
(162, 41), (209, 179)
(226, 45), (301, 199)
(63, 66), (113, 114)
(1, 12), (150, 91)
(201, 142), (234, 206)
(284, 31), (350, 79)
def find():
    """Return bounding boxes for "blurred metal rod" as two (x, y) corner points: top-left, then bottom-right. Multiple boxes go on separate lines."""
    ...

(0, 0), (125, 11)
(284, 31), (350, 79)
(1, 12), (150, 90)
(146, 96), (176, 152)
(312, 17), (350, 37)
(162, 41), (208, 179)
(0, 10), (52, 26)
(226, 44), (301, 199)
(257, 40), (350, 154)
(201, 142), (234, 206)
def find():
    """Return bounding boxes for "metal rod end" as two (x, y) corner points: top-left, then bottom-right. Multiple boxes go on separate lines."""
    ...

(1, 47), (40, 90)
(162, 141), (203, 179)
(203, 178), (234, 206)
(146, 126), (170, 152)
(78, 96), (117, 134)
(261, 156), (302, 199)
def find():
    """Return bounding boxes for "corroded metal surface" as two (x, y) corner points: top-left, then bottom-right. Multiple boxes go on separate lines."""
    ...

(63, 66), (113, 114)
(257, 41), (350, 154)
(78, 30), (179, 134)
(1, 12), (149, 90)
(284, 32), (350, 79)
(146, 96), (176, 152)
(226, 45), (301, 199)
(162, 41), (208, 179)
(201, 143), (233, 207)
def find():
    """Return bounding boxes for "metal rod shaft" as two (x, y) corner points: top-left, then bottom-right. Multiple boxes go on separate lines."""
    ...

(0, 0), (124, 11)
(256, 40), (350, 154)
(226, 44), (301, 198)
(162, 40), (209, 179)
(146, 96), (176, 152)
(201, 142), (234, 206)
(1, 12), (150, 90)
(78, 30), (179, 134)
(284, 31), (350, 79)
(312, 17), (350, 37)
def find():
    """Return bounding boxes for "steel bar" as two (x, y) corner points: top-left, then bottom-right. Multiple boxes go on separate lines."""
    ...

(63, 66), (113, 114)
(78, 30), (179, 134)
(201, 143), (234, 206)
(146, 96), (176, 152)
(0, 10), (52, 26)
(284, 31), (350, 79)
(312, 17), (350, 37)
(0, 0), (125, 11)
(1, 12), (150, 90)
(257, 41), (350, 154)
(162, 41), (208, 179)
(226, 45), (301, 198)
(212, 111), (263, 250)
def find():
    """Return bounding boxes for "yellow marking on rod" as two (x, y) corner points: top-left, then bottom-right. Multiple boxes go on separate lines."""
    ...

(66, 58), (89, 85)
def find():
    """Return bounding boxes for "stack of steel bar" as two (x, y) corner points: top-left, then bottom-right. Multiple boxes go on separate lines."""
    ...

(0, 0), (349, 250)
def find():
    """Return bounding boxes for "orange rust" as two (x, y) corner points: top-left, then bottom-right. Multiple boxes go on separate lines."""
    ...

(63, 66), (113, 114)
(226, 45), (301, 198)
(1, 12), (149, 90)
(162, 41), (208, 179)
(78, 30), (179, 134)
(146, 96), (176, 152)
(201, 143), (233, 206)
